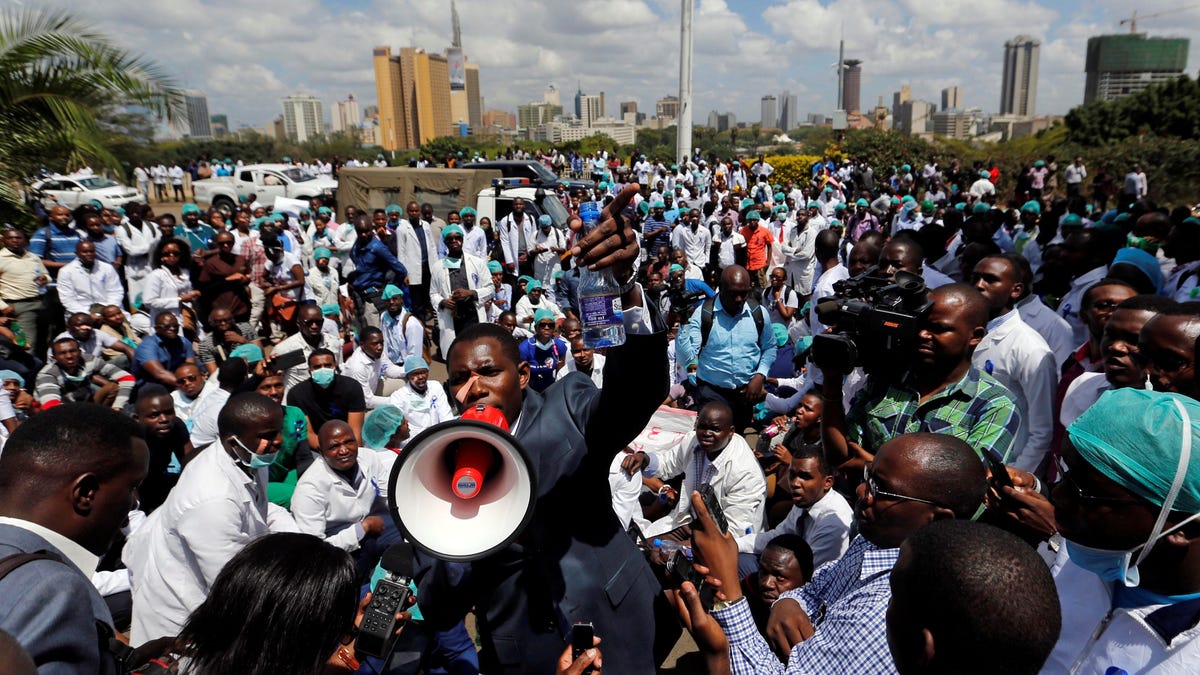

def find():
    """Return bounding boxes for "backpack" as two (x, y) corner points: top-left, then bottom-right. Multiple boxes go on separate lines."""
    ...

(698, 296), (767, 355)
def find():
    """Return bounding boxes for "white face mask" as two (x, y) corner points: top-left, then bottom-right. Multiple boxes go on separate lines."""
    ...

(1065, 398), (1198, 587)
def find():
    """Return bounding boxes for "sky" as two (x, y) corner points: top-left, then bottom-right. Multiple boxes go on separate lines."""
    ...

(33, 0), (1200, 131)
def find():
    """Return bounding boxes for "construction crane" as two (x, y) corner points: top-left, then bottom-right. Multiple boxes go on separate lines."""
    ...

(1120, 5), (1200, 33)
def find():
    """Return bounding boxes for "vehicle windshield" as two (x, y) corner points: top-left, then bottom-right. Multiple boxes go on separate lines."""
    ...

(281, 168), (317, 183)
(531, 163), (559, 183)
(541, 193), (572, 228)
(76, 177), (120, 189)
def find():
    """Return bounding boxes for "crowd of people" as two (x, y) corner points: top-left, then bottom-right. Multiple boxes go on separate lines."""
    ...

(1, 144), (1199, 675)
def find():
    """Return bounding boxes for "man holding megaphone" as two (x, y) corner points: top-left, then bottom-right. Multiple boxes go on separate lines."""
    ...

(406, 184), (670, 675)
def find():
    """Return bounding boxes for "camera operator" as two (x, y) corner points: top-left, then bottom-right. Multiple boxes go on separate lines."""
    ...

(662, 263), (715, 321)
(820, 283), (1022, 471)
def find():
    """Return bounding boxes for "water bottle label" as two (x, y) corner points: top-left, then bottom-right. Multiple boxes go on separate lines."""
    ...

(580, 294), (622, 329)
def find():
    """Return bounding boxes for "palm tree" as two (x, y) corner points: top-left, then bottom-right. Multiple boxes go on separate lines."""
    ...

(0, 8), (183, 222)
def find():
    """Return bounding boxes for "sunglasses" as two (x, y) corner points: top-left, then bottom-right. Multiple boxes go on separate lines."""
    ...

(862, 465), (941, 507)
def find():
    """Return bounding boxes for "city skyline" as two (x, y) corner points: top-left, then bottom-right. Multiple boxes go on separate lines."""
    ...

(58, 0), (1200, 133)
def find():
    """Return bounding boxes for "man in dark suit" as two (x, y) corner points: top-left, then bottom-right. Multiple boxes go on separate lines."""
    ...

(417, 185), (671, 674)
(0, 404), (148, 674)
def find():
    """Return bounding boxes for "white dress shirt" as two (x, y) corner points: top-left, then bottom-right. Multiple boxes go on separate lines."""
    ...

(387, 381), (453, 438)
(642, 431), (766, 538)
(670, 223), (712, 269)
(342, 347), (405, 409)
(557, 352), (605, 388)
(809, 263), (850, 334)
(291, 450), (397, 552)
(1017, 294), (1076, 368)
(971, 311), (1057, 471)
(56, 259), (124, 316)
(274, 331), (344, 393)
(1060, 371), (1115, 429)
(735, 489), (854, 568)
(124, 444), (298, 643)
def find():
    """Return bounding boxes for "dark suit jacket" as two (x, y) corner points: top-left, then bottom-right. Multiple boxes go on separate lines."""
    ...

(0, 524), (117, 675)
(418, 328), (669, 674)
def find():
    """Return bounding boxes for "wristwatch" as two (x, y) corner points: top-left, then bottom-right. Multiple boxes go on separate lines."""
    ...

(617, 270), (638, 295)
(711, 597), (742, 612)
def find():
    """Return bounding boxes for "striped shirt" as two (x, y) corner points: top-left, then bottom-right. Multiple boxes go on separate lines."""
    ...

(846, 367), (1021, 462)
(36, 356), (135, 409)
(29, 224), (82, 267)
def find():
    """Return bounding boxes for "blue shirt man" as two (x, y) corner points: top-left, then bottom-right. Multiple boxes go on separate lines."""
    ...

(676, 265), (776, 428)
(30, 206), (82, 275)
(133, 325), (195, 385)
(350, 222), (408, 292)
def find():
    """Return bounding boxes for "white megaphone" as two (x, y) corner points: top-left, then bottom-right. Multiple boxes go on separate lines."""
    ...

(387, 403), (537, 561)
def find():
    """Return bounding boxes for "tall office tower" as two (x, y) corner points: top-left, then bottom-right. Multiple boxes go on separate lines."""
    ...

(331, 94), (361, 133)
(373, 46), (406, 151)
(183, 91), (211, 138)
(1000, 35), (1040, 116)
(778, 91), (798, 131)
(760, 95), (777, 128)
(941, 86), (962, 111)
(281, 93), (323, 142)
(892, 84), (911, 129)
(1084, 33), (1189, 104)
(655, 95), (679, 120)
(841, 60), (863, 112)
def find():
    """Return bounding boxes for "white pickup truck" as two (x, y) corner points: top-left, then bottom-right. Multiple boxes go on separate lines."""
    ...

(192, 163), (338, 211)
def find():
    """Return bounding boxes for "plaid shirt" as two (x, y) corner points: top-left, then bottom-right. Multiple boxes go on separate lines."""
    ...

(713, 535), (899, 674)
(846, 366), (1021, 462)
(242, 237), (267, 285)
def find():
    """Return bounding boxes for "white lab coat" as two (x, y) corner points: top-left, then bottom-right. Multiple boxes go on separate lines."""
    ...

(971, 311), (1057, 471)
(387, 381), (453, 438)
(290, 450), (397, 552)
(498, 213), (537, 272)
(393, 219), (439, 286)
(428, 254), (494, 356)
(642, 431), (766, 538)
(1017, 294), (1076, 369)
(115, 221), (159, 304)
(1058, 266), (1108, 347)
(1043, 546), (1200, 673)
(142, 267), (193, 325)
(342, 347), (405, 409)
(124, 444), (298, 643)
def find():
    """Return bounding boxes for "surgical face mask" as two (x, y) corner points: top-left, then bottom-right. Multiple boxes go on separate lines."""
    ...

(230, 436), (279, 470)
(311, 366), (336, 388)
(63, 371), (88, 383)
(535, 339), (554, 350)
(687, 373), (698, 386)
(1065, 397), (1199, 587)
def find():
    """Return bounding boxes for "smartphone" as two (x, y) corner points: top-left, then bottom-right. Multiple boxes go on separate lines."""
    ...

(571, 622), (595, 675)
(696, 483), (729, 534)
(665, 550), (717, 610)
(984, 450), (1013, 490)
(271, 349), (306, 371)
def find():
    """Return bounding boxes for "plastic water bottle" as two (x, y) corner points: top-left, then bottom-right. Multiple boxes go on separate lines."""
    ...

(577, 201), (626, 348)
(658, 539), (680, 557)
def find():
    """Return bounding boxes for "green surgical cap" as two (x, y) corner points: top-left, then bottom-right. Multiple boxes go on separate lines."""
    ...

(740, 199), (755, 209)
(534, 308), (555, 324)
(442, 224), (465, 241)
(363, 405), (405, 449)
(807, 201), (820, 209)
(745, 211), (761, 221)
(487, 260), (503, 273)
(856, 198), (869, 207)
(313, 247), (332, 260)
(1021, 200), (1041, 214)
(320, 303), (340, 316)
(404, 355), (429, 374)
(1069, 389), (1200, 512)
(381, 284), (404, 300)
(318, 206), (332, 215)
(525, 279), (542, 292)
(229, 343), (263, 364)
(385, 204), (402, 214)
(771, 323), (789, 347)
(459, 206), (476, 217)
(1062, 214), (1083, 227)
(973, 203), (990, 214)
(669, 263), (684, 273)
(181, 203), (201, 215)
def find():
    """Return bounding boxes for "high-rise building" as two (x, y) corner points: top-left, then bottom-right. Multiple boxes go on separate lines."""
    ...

(620, 101), (637, 116)
(482, 109), (516, 129)
(578, 93), (603, 127)
(760, 95), (777, 128)
(891, 85), (911, 129)
(331, 94), (361, 134)
(932, 108), (985, 139)
(373, 46), (405, 151)
(897, 100), (935, 135)
(281, 94), (323, 142)
(1084, 33), (1189, 104)
(544, 84), (560, 107)
(182, 91), (211, 138)
(706, 110), (737, 132)
(941, 86), (962, 111)
(209, 114), (228, 138)
(1000, 36), (1040, 117)
(842, 60), (863, 112)
(372, 46), (454, 149)
(655, 95), (679, 121)
(464, 62), (482, 128)
(517, 102), (562, 129)
(778, 91), (798, 131)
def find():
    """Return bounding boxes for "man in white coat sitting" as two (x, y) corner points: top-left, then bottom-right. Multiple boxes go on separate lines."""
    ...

(387, 356), (453, 439)
(429, 224), (493, 359)
(123, 392), (298, 643)
(290, 419), (398, 580)
(621, 401), (765, 539)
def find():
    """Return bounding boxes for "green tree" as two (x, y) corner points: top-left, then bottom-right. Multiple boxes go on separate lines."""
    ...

(0, 8), (183, 222)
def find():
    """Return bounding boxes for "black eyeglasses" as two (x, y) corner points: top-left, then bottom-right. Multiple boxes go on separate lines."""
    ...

(1054, 457), (1144, 505)
(862, 465), (940, 506)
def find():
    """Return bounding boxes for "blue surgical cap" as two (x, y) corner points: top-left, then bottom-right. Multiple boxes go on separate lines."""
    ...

(404, 355), (429, 374)
(1111, 246), (1164, 294)
(363, 405), (405, 449)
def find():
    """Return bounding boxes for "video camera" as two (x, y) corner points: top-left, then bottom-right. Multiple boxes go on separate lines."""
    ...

(811, 267), (933, 376)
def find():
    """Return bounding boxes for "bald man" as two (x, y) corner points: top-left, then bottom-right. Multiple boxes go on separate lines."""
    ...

(822, 283), (1022, 466)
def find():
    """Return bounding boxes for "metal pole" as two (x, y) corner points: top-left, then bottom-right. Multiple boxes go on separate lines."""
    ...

(836, 39), (844, 111)
(677, 0), (694, 166)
